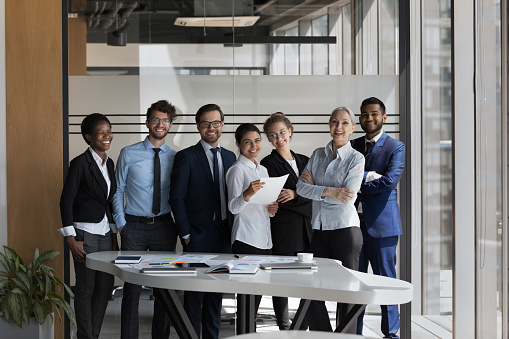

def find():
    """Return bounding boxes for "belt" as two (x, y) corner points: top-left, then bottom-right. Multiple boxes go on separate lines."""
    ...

(125, 213), (171, 224)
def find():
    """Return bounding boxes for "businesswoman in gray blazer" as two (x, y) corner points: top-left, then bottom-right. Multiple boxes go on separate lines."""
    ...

(59, 113), (117, 339)
(261, 113), (312, 330)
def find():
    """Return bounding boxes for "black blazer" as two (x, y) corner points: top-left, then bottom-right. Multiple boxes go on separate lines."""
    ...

(170, 142), (236, 253)
(260, 150), (312, 254)
(60, 149), (116, 228)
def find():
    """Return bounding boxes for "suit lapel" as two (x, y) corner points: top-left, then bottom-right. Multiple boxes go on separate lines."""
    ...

(194, 142), (214, 188)
(107, 159), (115, 202)
(366, 132), (387, 169)
(272, 150), (298, 184)
(85, 150), (108, 199)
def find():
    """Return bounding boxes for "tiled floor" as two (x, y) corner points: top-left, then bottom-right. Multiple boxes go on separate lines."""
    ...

(73, 289), (453, 338)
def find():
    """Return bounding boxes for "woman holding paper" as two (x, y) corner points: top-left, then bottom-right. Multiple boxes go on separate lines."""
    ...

(261, 112), (312, 330)
(226, 123), (279, 321)
(296, 107), (364, 333)
(58, 113), (118, 339)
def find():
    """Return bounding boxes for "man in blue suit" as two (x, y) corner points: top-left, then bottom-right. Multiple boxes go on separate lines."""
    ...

(170, 103), (236, 339)
(352, 97), (405, 338)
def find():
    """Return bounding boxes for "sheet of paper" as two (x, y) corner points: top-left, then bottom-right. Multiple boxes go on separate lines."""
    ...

(249, 174), (289, 205)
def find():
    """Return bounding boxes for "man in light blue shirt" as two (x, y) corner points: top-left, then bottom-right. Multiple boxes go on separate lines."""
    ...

(112, 99), (178, 339)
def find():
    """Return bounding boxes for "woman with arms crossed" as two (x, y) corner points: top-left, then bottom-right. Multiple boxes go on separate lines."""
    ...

(296, 107), (364, 333)
(226, 123), (279, 322)
(59, 113), (118, 339)
(260, 113), (312, 330)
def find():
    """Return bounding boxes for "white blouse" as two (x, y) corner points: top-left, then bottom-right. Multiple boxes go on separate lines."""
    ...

(226, 154), (272, 249)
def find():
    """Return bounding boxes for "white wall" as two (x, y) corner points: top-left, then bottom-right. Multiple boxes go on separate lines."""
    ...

(0, 1), (7, 248)
(69, 74), (398, 163)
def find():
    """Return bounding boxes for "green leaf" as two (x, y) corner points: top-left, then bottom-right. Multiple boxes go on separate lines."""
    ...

(32, 248), (39, 266)
(6, 292), (24, 327)
(35, 250), (59, 267)
(33, 302), (46, 324)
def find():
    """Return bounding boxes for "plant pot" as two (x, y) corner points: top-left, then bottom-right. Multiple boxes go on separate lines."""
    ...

(0, 313), (54, 339)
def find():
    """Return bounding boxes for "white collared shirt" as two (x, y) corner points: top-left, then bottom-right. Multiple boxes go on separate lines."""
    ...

(226, 154), (272, 249)
(296, 141), (364, 230)
(58, 147), (115, 237)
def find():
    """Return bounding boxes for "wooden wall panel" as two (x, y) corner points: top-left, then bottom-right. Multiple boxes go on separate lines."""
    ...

(5, 1), (64, 338)
(69, 18), (87, 76)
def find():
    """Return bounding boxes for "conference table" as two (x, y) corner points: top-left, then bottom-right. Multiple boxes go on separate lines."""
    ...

(87, 251), (412, 339)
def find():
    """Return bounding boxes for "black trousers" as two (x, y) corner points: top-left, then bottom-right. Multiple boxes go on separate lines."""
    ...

(232, 240), (272, 324)
(73, 229), (114, 339)
(306, 227), (363, 333)
(120, 219), (178, 339)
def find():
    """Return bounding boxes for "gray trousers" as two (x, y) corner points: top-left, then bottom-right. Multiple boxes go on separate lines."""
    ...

(73, 229), (114, 339)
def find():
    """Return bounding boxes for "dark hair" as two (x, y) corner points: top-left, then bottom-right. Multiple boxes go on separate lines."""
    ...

(235, 123), (261, 144)
(263, 112), (293, 136)
(195, 104), (224, 123)
(146, 100), (177, 121)
(81, 113), (111, 145)
(360, 97), (386, 115)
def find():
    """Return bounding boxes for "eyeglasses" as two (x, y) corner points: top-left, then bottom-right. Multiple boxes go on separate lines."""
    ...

(199, 120), (223, 129)
(268, 128), (288, 141)
(149, 118), (172, 125)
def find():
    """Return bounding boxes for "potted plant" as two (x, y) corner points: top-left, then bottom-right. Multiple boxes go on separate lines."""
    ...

(0, 246), (76, 338)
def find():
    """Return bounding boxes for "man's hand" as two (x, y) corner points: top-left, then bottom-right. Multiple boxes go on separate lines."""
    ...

(277, 189), (297, 203)
(66, 236), (87, 263)
(118, 225), (125, 234)
(322, 187), (354, 203)
(300, 169), (315, 185)
(184, 237), (191, 246)
(267, 201), (279, 215)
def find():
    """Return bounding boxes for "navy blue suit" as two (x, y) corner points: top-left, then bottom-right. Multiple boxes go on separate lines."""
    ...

(170, 141), (236, 339)
(351, 132), (405, 338)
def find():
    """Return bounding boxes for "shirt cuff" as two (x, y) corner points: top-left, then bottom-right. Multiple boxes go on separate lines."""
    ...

(109, 223), (118, 234)
(365, 171), (382, 183)
(58, 226), (76, 237)
(182, 234), (190, 239)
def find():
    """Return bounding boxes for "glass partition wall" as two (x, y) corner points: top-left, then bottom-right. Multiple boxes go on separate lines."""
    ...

(66, 0), (507, 337)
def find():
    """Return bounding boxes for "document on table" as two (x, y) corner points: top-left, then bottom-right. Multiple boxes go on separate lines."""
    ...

(249, 174), (289, 205)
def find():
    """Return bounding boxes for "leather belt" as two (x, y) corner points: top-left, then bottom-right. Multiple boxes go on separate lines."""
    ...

(125, 213), (171, 224)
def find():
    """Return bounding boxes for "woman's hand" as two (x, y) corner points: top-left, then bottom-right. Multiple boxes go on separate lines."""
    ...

(322, 187), (354, 203)
(300, 169), (315, 185)
(66, 236), (87, 263)
(267, 201), (279, 214)
(277, 189), (297, 203)
(243, 180), (265, 202)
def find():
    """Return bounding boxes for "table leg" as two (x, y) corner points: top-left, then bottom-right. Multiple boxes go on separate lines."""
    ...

(334, 304), (366, 333)
(236, 294), (256, 334)
(152, 288), (199, 339)
(289, 299), (311, 330)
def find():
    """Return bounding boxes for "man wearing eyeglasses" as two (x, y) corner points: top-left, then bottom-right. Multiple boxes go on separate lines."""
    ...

(112, 99), (178, 339)
(170, 103), (236, 339)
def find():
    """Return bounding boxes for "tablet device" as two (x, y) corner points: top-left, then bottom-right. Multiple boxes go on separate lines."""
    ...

(114, 255), (142, 264)
(175, 263), (210, 268)
(259, 262), (317, 270)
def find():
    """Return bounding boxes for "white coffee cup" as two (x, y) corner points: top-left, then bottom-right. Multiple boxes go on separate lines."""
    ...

(297, 252), (313, 263)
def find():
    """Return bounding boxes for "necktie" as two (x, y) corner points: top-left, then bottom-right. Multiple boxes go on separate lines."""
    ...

(365, 141), (374, 159)
(152, 148), (161, 216)
(211, 148), (222, 226)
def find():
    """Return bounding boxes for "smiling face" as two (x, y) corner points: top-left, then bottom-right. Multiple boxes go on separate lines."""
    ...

(237, 131), (262, 162)
(267, 121), (292, 151)
(146, 110), (172, 141)
(329, 109), (355, 147)
(197, 110), (224, 147)
(359, 103), (387, 139)
(86, 120), (112, 154)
